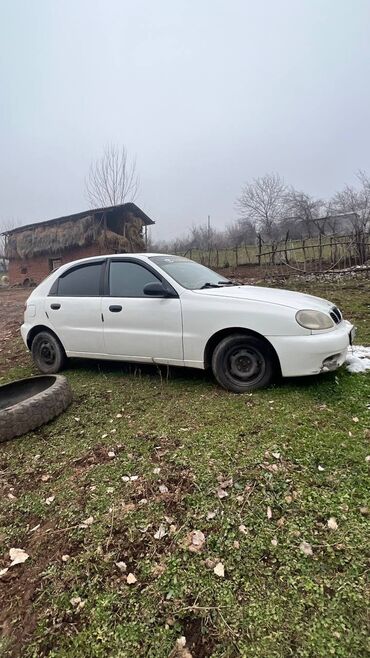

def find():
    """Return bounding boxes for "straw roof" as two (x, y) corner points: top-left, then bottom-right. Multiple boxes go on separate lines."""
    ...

(4, 204), (153, 259)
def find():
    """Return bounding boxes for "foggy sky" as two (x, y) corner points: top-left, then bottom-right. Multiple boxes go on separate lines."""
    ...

(1, 0), (370, 240)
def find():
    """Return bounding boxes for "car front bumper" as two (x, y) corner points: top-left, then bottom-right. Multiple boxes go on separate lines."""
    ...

(269, 320), (353, 378)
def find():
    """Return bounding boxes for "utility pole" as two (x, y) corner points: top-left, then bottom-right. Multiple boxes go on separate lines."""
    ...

(207, 214), (211, 250)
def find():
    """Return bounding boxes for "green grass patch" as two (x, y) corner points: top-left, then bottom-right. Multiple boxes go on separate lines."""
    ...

(0, 279), (369, 657)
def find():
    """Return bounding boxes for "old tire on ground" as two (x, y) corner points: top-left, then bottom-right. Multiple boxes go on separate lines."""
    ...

(0, 375), (72, 442)
(31, 331), (66, 374)
(211, 333), (274, 393)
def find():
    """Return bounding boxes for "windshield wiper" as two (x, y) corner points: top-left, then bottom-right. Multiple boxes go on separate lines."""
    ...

(199, 282), (222, 289)
(218, 280), (238, 286)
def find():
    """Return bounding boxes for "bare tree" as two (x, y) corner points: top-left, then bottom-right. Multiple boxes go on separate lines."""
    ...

(283, 189), (327, 237)
(236, 173), (287, 239)
(225, 218), (256, 246)
(330, 171), (370, 232)
(330, 171), (370, 263)
(85, 144), (139, 208)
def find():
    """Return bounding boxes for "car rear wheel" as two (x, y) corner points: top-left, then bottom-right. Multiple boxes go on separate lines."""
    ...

(31, 331), (66, 374)
(211, 334), (274, 393)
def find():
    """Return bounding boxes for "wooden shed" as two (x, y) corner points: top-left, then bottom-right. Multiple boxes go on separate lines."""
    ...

(3, 203), (155, 285)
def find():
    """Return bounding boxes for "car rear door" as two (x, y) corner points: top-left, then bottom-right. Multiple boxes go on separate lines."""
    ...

(46, 260), (105, 354)
(101, 258), (183, 364)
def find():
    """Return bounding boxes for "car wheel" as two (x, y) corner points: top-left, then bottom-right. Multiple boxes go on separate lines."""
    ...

(31, 331), (66, 374)
(211, 334), (274, 393)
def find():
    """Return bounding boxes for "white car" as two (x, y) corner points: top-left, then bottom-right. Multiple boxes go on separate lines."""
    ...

(21, 254), (355, 393)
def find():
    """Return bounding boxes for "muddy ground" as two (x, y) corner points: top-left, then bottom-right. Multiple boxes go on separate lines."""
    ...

(0, 289), (29, 375)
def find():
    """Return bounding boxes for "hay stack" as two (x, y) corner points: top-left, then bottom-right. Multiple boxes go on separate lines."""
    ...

(6, 216), (95, 259)
(5, 212), (146, 259)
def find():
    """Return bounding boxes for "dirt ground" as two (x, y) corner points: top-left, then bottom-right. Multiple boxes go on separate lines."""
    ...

(0, 288), (30, 374)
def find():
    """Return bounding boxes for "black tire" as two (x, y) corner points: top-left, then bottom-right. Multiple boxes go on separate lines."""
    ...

(211, 334), (274, 393)
(0, 375), (72, 442)
(31, 331), (66, 374)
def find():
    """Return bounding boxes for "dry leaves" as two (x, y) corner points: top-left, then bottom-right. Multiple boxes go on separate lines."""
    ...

(267, 506), (272, 520)
(185, 530), (206, 553)
(79, 516), (94, 529)
(213, 562), (225, 577)
(154, 524), (167, 540)
(1, 547), (30, 576)
(9, 548), (29, 566)
(299, 541), (313, 556)
(169, 636), (193, 658)
(70, 596), (85, 611)
(216, 487), (228, 499)
(327, 517), (338, 531)
(218, 477), (233, 489)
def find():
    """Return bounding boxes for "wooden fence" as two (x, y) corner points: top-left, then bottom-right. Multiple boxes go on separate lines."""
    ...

(177, 231), (370, 275)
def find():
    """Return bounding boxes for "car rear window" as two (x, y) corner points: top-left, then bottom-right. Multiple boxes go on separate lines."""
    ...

(57, 262), (102, 296)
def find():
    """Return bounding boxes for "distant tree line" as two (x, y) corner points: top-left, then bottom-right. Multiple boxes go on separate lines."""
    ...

(149, 171), (370, 253)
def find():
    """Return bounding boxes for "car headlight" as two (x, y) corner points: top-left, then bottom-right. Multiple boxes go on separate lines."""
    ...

(296, 309), (334, 330)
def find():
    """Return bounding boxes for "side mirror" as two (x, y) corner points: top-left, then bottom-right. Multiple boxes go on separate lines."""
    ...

(143, 282), (168, 297)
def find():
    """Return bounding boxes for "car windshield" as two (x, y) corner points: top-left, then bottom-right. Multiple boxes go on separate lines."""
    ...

(149, 255), (233, 290)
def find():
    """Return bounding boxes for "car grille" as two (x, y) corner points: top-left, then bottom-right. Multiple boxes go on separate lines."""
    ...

(330, 306), (342, 324)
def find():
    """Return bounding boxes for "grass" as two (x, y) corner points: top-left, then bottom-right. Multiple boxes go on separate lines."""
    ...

(0, 277), (369, 658)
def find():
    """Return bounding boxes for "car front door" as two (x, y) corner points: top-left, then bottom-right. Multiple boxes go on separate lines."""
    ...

(101, 259), (183, 364)
(46, 260), (105, 354)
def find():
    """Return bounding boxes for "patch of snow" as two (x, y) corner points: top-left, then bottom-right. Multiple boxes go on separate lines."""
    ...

(345, 345), (370, 374)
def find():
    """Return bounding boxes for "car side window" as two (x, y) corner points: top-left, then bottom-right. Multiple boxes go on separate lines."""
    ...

(109, 261), (160, 297)
(57, 262), (102, 296)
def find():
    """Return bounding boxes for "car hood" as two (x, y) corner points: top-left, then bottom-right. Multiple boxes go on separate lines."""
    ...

(193, 285), (335, 311)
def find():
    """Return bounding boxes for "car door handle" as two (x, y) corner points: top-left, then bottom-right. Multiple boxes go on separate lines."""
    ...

(109, 305), (122, 312)
(50, 303), (61, 310)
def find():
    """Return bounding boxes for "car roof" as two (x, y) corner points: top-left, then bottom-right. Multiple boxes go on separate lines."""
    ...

(57, 253), (177, 268)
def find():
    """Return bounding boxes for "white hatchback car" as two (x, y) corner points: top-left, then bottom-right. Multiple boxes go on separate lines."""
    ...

(21, 254), (355, 392)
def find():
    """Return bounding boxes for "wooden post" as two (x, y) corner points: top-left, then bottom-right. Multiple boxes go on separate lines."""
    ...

(318, 233), (323, 271)
(330, 236), (334, 266)
(257, 234), (262, 266)
(302, 238), (307, 273)
(284, 231), (290, 264)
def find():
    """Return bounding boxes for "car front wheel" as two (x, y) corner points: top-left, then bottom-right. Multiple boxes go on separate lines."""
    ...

(31, 331), (66, 374)
(211, 334), (274, 393)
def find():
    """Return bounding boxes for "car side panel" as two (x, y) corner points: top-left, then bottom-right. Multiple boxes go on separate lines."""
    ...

(180, 292), (309, 368)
